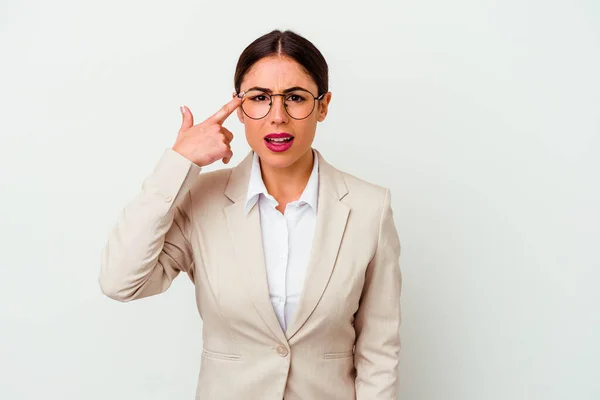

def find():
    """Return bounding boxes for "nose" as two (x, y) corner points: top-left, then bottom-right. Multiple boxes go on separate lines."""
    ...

(270, 95), (288, 124)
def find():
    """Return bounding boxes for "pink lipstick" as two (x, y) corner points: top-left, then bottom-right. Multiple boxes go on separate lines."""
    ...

(264, 132), (294, 152)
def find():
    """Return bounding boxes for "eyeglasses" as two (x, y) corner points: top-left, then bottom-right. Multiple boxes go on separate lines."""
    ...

(236, 88), (325, 120)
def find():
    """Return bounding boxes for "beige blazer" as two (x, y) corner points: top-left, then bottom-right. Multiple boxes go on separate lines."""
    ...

(99, 147), (402, 399)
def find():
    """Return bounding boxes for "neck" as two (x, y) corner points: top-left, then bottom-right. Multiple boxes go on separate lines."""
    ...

(260, 149), (314, 202)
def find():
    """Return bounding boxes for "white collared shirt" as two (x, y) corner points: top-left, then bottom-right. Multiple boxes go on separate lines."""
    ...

(244, 150), (319, 332)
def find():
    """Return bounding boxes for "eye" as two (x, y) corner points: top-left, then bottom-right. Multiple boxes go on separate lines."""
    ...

(286, 93), (306, 103)
(250, 94), (269, 102)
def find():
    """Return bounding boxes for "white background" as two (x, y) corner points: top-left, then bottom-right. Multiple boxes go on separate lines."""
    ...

(0, 0), (598, 399)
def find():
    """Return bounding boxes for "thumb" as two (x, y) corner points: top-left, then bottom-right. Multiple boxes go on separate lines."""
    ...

(180, 105), (194, 130)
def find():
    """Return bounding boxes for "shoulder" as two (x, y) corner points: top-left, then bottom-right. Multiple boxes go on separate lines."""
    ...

(331, 162), (391, 209)
(316, 149), (389, 201)
(326, 163), (396, 250)
(341, 169), (388, 197)
(189, 167), (232, 200)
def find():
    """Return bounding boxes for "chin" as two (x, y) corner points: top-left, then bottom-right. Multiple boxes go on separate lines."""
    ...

(258, 152), (298, 169)
(254, 146), (308, 168)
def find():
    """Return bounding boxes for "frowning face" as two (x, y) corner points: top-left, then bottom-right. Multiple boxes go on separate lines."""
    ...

(235, 55), (331, 170)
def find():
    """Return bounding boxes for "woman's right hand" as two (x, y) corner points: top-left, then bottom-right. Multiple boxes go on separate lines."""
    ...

(172, 95), (243, 167)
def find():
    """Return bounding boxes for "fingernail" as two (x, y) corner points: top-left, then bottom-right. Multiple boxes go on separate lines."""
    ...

(180, 105), (185, 114)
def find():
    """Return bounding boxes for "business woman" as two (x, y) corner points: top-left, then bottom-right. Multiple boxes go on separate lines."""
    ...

(99, 29), (402, 399)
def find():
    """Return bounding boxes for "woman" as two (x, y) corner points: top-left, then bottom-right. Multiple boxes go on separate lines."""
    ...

(99, 29), (402, 399)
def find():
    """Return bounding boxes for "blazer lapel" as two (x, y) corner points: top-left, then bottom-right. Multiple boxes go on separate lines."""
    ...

(285, 149), (350, 340)
(224, 151), (288, 345)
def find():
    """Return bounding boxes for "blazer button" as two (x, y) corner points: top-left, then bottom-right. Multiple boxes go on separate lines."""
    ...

(276, 345), (288, 357)
(164, 195), (173, 203)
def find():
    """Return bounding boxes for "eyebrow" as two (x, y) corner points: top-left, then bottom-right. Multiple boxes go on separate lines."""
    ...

(244, 86), (311, 94)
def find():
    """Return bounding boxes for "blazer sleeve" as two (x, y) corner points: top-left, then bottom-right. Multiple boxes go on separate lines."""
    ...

(99, 148), (201, 302)
(353, 188), (402, 399)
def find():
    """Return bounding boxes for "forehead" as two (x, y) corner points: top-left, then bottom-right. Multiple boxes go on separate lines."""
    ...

(241, 56), (317, 92)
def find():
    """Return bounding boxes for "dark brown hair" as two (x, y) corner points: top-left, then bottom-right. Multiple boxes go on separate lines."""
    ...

(234, 29), (329, 97)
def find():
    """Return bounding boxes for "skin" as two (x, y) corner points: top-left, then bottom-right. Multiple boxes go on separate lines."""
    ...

(233, 55), (332, 213)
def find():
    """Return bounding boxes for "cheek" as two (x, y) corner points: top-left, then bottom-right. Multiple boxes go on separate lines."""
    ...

(296, 119), (318, 140)
(242, 120), (263, 141)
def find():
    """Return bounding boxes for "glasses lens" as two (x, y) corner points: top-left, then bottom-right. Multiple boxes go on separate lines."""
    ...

(241, 90), (271, 119)
(285, 90), (316, 119)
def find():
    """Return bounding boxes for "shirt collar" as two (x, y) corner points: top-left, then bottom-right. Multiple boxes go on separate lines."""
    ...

(244, 149), (319, 215)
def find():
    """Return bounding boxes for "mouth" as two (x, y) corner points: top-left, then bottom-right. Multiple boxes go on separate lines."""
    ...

(264, 132), (295, 152)
(264, 132), (294, 144)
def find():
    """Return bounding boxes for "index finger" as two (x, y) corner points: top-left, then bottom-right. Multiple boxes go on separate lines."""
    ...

(208, 93), (243, 124)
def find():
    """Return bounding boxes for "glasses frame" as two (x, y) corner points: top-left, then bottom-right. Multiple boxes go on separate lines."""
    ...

(236, 88), (326, 120)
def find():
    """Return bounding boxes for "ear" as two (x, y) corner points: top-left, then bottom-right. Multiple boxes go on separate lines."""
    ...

(317, 92), (332, 122)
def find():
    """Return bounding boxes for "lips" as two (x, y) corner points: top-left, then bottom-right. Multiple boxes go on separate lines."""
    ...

(264, 132), (294, 152)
